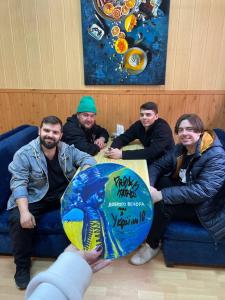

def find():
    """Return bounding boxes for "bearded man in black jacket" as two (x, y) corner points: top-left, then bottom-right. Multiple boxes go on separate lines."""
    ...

(105, 102), (174, 164)
(63, 96), (109, 155)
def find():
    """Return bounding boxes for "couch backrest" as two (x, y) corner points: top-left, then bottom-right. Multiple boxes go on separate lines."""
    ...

(0, 126), (38, 211)
(0, 125), (30, 141)
(214, 128), (225, 149)
(214, 128), (225, 196)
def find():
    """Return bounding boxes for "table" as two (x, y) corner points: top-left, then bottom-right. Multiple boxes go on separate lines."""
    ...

(95, 141), (150, 189)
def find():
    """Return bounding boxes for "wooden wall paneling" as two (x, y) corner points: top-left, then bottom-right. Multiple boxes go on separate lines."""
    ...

(156, 94), (176, 129)
(165, 0), (181, 90)
(21, 92), (41, 127)
(76, 0), (85, 89)
(215, 95), (225, 128)
(51, 93), (68, 119)
(198, 94), (225, 129)
(216, 95), (225, 128)
(160, 94), (180, 127)
(8, 0), (30, 88)
(38, 92), (59, 121)
(0, 1), (225, 90)
(6, 93), (27, 128)
(36, 0), (55, 89)
(0, 1), (18, 88)
(197, 95), (213, 128)
(41, 92), (78, 124)
(0, 36), (6, 87)
(215, 4), (225, 89)
(201, 0), (225, 90)
(32, 92), (48, 125)
(92, 94), (110, 132)
(49, 0), (69, 88)
(156, 94), (193, 140)
(55, 93), (74, 123)
(187, 0), (211, 89)
(104, 93), (140, 133)
(172, 0), (196, 90)
(0, 93), (11, 134)
(22, 0), (43, 88)
(0, 90), (224, 135)
(56, 92), (89, 124)
(63, 0), (83, 89)
(106, 94), (123, 132)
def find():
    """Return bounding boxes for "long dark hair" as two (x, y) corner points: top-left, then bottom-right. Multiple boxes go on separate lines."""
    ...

(175, 114), (204, 134)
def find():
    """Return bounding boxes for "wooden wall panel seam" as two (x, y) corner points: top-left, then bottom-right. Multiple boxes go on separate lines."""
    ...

(0, 90), (224, 134)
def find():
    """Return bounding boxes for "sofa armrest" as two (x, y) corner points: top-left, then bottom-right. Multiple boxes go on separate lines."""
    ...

(0, 125), (38, 211)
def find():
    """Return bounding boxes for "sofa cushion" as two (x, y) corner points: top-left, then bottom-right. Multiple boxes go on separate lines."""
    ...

(0, 126), (38, 211)
(0, 209), (69, 257)
(163, 221), (225, 267)
(164, 221), (217, 243)
(0, 210), (9, 233)
(36, 209), (65, 234)
(214, 128), (225, 148)
(162, 236), (225, 267)
(0, 209), (64, 234)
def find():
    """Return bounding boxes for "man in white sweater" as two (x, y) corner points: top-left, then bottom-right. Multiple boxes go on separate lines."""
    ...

(25, 245), (110, 300)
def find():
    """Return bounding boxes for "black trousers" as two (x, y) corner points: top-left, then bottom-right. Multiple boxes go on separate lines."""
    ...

(8, 200), (60, 269)
(146, 176), (199, 249)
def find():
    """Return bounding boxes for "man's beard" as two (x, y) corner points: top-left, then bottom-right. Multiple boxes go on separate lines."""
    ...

(40, 136), (59, 149)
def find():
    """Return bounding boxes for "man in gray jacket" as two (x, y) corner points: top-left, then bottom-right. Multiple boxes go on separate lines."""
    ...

(7, 116), (96, 290)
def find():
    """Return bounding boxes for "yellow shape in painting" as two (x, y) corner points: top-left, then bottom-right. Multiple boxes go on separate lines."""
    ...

(63, 221), (83, 249)
(85, 220), (102, 251)
(124, 14), (137, 32)
(125, 0), (136, 9)
(115, 38), (128, 54)
(103, 3), (114, 16)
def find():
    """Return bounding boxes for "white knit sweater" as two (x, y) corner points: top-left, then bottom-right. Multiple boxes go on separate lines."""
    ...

(25, 251), (92, 300)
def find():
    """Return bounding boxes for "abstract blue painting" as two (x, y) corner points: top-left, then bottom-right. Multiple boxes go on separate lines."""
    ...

(80, 0), (170, 85)
(61, 163), (153, 259)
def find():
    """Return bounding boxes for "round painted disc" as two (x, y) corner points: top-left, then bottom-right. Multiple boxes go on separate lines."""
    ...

(61, 163), (153, 259)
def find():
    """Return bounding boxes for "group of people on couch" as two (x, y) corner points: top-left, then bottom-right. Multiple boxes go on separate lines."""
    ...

(6, 96), (225, 298)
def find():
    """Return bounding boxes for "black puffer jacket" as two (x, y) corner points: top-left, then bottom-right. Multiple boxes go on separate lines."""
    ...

(149, 130), (225, 240)
(63, 114), (109, 155)
(111, 118), (174, 164)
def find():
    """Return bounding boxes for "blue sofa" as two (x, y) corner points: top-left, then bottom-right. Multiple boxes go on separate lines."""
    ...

(162, 128), (225, 267)
(0, 125), (69, 257)
(0, 125), (30, 141)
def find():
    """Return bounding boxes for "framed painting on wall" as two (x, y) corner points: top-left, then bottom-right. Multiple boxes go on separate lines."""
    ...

(80, 0), (170, 85)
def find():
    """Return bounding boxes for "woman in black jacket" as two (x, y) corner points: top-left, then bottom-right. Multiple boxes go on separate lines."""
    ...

(130, 114), (225, 265)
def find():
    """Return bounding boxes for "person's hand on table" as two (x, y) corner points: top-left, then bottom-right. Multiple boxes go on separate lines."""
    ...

(150, 186), (163, 203)
(65, 244), (111, 273)
(104, 147), (122, 159)
(94, 137), (106, 150)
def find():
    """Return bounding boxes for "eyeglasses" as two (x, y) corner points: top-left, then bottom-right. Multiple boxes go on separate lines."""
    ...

(177, 127), (195, 133)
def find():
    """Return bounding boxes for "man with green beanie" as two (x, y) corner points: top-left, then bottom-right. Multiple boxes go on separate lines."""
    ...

(63, 96), (109, 155)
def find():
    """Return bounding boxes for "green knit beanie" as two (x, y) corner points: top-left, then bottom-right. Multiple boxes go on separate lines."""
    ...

(77, 96), (97, 113)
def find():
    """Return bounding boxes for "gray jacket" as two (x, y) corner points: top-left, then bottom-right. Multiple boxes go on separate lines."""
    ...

(7, 137), (96, 210)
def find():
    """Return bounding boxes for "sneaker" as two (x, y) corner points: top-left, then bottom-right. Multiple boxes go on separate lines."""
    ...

(14, 267), (30, 290)
(129, 243), (159, 265)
